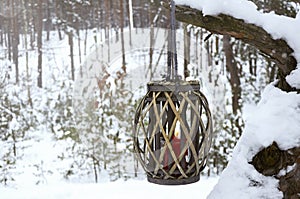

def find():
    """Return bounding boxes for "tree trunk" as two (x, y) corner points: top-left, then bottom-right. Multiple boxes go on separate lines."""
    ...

(77, 28), (81, 67)
(127, 0), (133, 46)
(148, 1), (154, 80)
(54, 0), (63, 40)
(37, 0), (43, 88)
(7, 2), (12, 61)
(30, 0), (35, 50)
(21, 0), (33, 107)
(250, 142), (300, 199)
(104, 0), (111, 62)
(120, 0), (126, 73)
(68, 32), (75, 81)
(46, 0), (51, 41)
(11, 2), (19, 84)
(223, 35), (241, 115)
(90, 154), (99, 183)
(0, 20), (3, 46)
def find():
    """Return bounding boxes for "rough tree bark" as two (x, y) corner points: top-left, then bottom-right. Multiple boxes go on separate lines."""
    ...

(174, 4), (299, 198)
(251, 142), (300, 198)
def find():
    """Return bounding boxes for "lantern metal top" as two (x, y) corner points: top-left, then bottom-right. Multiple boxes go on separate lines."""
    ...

(147, 80), (200, 92)
(133, 80), (213, 185)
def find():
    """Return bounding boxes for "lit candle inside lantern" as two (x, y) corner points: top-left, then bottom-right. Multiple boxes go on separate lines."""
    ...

(164, 121), (185, 169)
(173, 121), (188, 169)
(172, 121), (181, 158)
(174, 122), (181, 139)
(164, 121), (182, 169)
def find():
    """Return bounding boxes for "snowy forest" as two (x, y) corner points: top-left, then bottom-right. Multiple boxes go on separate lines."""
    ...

(0, 0), (300, 198)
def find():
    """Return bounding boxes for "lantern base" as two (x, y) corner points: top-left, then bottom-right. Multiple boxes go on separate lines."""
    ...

(147, 175), (200, 185)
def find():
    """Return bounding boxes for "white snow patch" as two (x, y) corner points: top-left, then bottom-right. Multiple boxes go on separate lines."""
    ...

(0, 177), (218, 199)
(286, 64), (300, 89)
(207, 78), (300, 199)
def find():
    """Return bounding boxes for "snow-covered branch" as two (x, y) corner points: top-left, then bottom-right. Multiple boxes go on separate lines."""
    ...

(174, 1), (299, 91)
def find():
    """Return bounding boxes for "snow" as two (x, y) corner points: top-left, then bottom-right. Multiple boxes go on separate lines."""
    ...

(286, 68), (300, 88)
(208, 85), (300, 198)
(173, 0), (300, 198)
(0, 177), (218, 199)
(1, 0), (300, 198)
(246, 85), (300, 150)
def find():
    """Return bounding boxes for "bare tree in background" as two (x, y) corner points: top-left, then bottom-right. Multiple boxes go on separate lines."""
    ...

(120, 0), (126, 73)
(11, 0), (19, 84)
(37, 0), (43, 88)
(223, 35), (241, 115)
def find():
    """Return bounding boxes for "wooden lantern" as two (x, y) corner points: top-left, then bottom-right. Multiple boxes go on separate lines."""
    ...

(133, 80), (212, 185)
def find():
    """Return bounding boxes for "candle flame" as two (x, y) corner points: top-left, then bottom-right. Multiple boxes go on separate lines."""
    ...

(175, 122), (181, 139)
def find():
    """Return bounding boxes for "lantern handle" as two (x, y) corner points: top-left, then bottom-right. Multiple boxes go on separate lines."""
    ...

(167, 0), (179, 81)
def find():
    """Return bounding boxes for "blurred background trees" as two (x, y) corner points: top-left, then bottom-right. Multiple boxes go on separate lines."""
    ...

(0, 0), (299, 184)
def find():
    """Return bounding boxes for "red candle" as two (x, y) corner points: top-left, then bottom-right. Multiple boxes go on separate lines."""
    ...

(164, 122), (181, 169)
(172, 123), (181, 158)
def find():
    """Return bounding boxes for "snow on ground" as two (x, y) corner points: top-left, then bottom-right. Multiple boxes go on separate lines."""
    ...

(173, 0), (300, 198)
(1, 28), (221, 199)
(0, 177), (218, 199)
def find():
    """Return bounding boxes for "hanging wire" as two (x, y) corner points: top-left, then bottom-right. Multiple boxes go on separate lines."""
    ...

(171, 0), (178, 79)
(167, 0), (178, 81)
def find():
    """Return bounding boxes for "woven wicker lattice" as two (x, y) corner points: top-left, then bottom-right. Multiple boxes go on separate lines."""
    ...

(133, 80), (212, 185)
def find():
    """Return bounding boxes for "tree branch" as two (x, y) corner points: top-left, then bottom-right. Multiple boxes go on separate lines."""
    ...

(175, 5), (297, 79)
